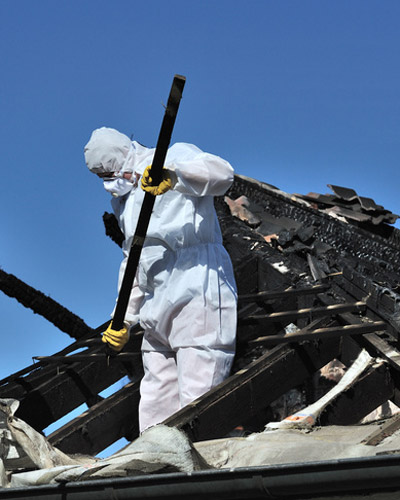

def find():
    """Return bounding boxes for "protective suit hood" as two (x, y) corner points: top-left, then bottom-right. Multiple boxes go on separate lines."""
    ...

(84, 127), (134, 175)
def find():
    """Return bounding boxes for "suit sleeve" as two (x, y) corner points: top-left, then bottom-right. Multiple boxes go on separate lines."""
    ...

(166, 143), (234, 197)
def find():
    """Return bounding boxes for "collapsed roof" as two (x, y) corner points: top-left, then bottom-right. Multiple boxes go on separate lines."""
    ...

(2, 175), (400, 498)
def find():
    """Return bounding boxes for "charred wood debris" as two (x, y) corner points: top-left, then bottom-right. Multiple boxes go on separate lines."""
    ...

(1, 174), (400, 456)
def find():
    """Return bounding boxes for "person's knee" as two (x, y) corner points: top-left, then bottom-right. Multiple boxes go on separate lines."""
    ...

(177, 347), (234, 406)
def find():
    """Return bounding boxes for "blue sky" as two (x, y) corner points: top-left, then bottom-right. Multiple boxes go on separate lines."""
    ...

(1, 0), (399, 436)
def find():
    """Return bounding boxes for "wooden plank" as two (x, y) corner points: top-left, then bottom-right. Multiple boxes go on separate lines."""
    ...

(362, 414), (400, 446)
(112, 75), (186, 330)
(238, 284), (330, 304)
(238, 315), (332, 345)
(362, 333), (400, 370)
(163, 336), (341, 442)
(250, 321), (387, 346)
(49, 381), (141, 456)
(0, 268), (94, 340)
(33, 353), (142, 364)
(239, 301), (366, 325)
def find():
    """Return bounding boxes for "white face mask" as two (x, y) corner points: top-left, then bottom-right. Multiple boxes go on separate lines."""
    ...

(103, 177), (134, 198)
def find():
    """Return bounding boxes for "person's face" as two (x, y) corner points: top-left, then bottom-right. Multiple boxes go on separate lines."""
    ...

(96, 171), (115, 179)
(96, 171), (134, 181)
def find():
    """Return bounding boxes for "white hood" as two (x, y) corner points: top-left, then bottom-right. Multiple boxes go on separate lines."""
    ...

(84, 127), (134, 175)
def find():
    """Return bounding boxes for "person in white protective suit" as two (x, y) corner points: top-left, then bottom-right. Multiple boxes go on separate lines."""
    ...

(84, 127), (237, 431)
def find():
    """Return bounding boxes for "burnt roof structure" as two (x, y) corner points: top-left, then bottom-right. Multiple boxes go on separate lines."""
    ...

(2, 174), (400, 498)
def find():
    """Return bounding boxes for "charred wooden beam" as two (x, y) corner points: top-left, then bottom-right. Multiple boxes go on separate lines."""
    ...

(33, 353), (142, 364)
(250, 321), (387, 346)
(163, 336), (341, 442)
(362, 414), (400, 446)
(239, 301), (367, 325)
(238, 284), (330, 304)
(0, 268), (94, 340)
(362, 333), (400, 373)
(0, 363), (51, 394)
(49, 381), (140, 456)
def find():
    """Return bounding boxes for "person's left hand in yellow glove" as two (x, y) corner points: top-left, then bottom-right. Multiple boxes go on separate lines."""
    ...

(141, 165), (174, 196)
(102, 322), (130, 352)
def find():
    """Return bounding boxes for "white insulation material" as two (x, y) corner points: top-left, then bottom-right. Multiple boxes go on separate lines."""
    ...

(267, 349), (379, 430)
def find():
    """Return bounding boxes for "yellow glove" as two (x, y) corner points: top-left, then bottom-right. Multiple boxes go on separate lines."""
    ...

(102, 323), (129, 352)
(141, 165), (173, 196)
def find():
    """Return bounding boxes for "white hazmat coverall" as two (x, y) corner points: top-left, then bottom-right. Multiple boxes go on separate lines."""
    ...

(84, 128), (237, 431)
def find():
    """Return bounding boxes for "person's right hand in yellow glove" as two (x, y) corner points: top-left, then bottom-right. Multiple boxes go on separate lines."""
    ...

(102, 322), (129, 352)
(141, 165), (174, 196)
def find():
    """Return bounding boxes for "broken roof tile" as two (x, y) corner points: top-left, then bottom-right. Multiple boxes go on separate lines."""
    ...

(328, 184), (359, 201)
(224, 195), (261, 228)
(293, 184), (399, 227)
